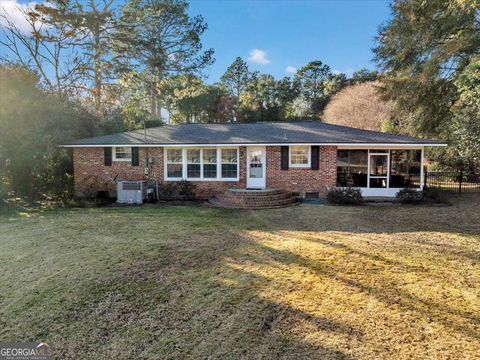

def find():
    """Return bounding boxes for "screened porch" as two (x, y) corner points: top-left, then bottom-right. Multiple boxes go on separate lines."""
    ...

(336, 147), (424, 197)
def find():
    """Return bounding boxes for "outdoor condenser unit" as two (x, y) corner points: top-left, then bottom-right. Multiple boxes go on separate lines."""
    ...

(116, 181), (148, 204)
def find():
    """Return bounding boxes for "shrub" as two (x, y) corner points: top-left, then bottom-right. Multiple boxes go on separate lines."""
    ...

(422, 187), (452, 205)
(158, 183), (180, 200)
(81, 186), (99, 200)
(396, 188), (423, 204)
(326, 187), (364, 205)
(0, 181), (8, 207)
(159, 181), (196, 201)
(177, 180), (196, 200)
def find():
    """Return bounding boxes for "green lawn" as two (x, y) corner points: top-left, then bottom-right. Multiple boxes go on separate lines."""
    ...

(0, 198), (479, 359)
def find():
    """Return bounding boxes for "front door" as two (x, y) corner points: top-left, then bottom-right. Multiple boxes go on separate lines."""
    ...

(247, 147), (266, 189)
(368, 152), (389, 189)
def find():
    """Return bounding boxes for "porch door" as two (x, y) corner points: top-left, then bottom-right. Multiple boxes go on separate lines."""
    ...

(368, 152), (389, 189)
(247, 147), (266, 189)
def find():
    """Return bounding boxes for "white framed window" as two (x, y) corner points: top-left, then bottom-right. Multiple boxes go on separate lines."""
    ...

(221, 148), (238, 179)
(202, 148), (217, 178)
(113, 147), (132, 161)
(166, 149), (183, 178)
(289, 146), (310, 168)
(186, 149), (201, 179)
(164, 147), (239, 181)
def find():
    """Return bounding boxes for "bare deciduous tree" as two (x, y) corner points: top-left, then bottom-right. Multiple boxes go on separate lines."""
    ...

(0, 2), (85, 96)
(322, 81), (394, 131)
(0, 0), (116, 113)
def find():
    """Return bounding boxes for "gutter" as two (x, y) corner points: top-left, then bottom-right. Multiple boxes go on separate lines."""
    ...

(59, 142), (448, 148)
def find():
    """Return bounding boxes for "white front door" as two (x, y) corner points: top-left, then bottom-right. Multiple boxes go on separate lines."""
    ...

(247, 146), (266, 189)
(364, 151), (391, 196)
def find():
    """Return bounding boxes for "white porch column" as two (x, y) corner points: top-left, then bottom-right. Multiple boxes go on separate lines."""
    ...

(420, 147), (425, 190)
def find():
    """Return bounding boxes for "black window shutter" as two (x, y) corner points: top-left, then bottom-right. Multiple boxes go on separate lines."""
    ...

(311, 146), (320, 170)
(131, 147), (139, 166)
(281, 146), (289, 170)
(104, 147), (112, 166)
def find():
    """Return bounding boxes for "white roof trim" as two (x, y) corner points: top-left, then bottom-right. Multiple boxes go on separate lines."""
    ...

(61, 142), (447, 148)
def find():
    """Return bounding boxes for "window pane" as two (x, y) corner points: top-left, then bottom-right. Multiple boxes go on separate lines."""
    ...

(221, 149), (238, 164)
(221, 148), (238, 178)
(187, 149), (200, 163)
(115, 147), (131, 159)
(167, 149), (182, 163)
(185, 149), (200, 178)
(187, 164), (200, 178)
(390, 150), (421, 188)
(370, 155), (388, 176)
(203, 164), (217, 178)
(222, 164), (237, 178)
(202, 149), (217, 178)
(167, 149), (183, 178)
(203, 149), (217, 164)
(336, 150), (368, 187)
(167, 164), (182, 178)
(290, 146), (309, 165)
(337, 150), (349, 167)
(350, 150), (368, 167)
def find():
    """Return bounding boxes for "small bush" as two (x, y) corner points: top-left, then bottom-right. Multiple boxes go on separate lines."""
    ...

(326, 187), (364, 205)
(159, 181), (196, 201)
(0, 184), (8, 209)
(422, 187), (452, 205)
(177, 180), (196, 200)
(158, 183), (179, 200)
(396, 188), (423, 204)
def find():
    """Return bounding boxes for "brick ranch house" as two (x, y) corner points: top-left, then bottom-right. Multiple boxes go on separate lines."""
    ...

(62, 121), (446, 199)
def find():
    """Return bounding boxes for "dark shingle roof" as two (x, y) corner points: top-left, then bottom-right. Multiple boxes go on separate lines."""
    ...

(63, 121), (446, 146)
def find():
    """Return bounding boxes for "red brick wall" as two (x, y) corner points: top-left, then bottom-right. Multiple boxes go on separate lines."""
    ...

(73, 146), (247, 199)
(73, 145), (337, 198)
(266, 146), (337, 196)
(73, 147), (163, 196)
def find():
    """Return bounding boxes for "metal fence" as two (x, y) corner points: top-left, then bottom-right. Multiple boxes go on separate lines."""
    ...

(424, 170), (480, 194)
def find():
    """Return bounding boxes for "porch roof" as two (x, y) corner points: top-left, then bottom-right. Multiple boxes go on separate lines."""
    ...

(62, 121), (447, 147)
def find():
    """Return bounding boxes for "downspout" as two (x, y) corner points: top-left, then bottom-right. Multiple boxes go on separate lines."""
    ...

(143, 119), (156, 200)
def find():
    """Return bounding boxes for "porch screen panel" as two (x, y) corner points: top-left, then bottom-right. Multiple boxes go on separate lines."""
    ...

(336, 150), (368, 187)
(390, 150), (421, 188)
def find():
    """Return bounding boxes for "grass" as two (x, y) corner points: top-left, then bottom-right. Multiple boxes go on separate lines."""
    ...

(0, 197), (479, 359)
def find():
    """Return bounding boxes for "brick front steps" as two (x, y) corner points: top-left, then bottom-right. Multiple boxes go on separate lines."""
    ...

(209, 188), (299, 209)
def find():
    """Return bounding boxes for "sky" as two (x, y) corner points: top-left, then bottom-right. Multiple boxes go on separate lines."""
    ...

(188, 0), (392, 83)
(0, 0), (393, 83)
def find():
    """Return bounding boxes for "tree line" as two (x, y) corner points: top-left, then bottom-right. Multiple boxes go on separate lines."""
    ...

(0, 0), (378, 127)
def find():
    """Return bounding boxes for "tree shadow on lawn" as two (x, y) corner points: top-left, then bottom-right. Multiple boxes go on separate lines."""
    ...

(229, 232), (480, 345)
(3, 201), (479, 359)
(4, 220), (354, 359)
(249, 196), (480, 234)
(242, 200), (480, 261)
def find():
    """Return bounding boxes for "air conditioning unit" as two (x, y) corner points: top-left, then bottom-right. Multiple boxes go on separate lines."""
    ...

(116, 181), (148, 204)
